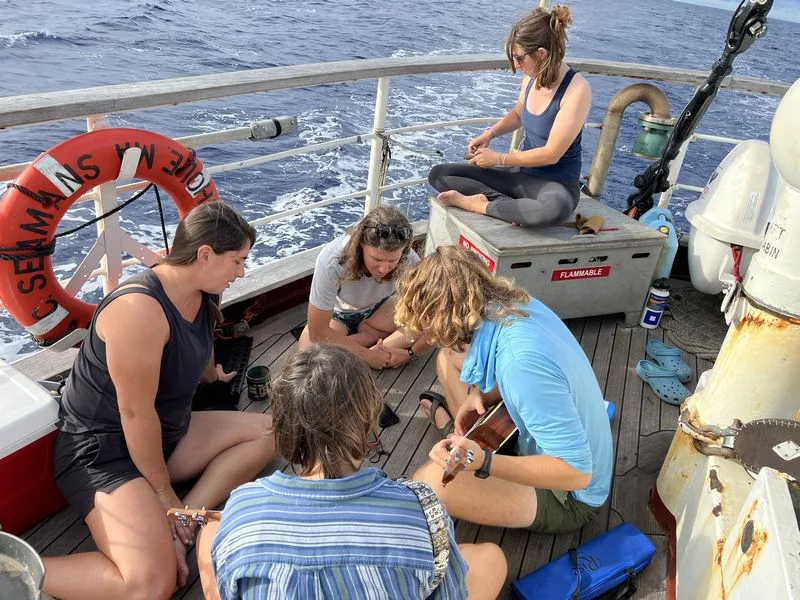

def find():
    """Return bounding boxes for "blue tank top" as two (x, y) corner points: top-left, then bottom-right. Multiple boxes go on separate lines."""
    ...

(519, 68), (582, 185)
(58, 269), (215, 443)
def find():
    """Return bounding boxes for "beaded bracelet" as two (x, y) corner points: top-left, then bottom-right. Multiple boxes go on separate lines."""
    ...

(499, 153), (508, 167)
(485, 126), (498, 139)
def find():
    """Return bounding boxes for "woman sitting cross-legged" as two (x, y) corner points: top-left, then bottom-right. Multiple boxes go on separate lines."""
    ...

(43, 202), (276, 600)
(198, 344), (507, 600)
(395, 245), (613, 534)
(428, 5), (590, 227)
(298, 205), (429, 370)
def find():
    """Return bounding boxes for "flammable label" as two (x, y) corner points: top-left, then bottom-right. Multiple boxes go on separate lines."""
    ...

(551, 265), (612, 281)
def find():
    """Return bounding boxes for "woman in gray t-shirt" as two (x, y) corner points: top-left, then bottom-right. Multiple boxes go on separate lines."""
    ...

(298, 205), (427, 370)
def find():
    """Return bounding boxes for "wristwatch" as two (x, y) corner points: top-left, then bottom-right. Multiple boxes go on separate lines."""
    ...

(474, 449), (492, 479)
(407, 347), (419, 363)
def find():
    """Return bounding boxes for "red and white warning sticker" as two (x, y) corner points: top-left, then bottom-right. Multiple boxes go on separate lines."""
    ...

(551, 265), (611, 282)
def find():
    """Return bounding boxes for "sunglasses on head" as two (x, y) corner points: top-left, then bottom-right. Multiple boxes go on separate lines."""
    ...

(366, 224), (412, 242)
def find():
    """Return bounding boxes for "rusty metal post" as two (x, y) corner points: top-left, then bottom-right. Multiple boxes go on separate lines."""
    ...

(654, 77), (800, 600)
(584, 83), (671, 198)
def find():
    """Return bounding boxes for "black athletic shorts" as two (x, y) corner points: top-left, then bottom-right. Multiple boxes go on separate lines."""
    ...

(53, 430), (181, 519)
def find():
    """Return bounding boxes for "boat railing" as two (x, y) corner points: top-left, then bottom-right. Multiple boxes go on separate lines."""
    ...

(0, 54), (791, 297)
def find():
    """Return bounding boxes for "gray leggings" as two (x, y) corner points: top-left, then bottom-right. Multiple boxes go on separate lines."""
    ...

(428, 163), (580, 227)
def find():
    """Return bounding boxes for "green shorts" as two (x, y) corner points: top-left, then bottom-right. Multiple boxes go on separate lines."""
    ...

(332, 297), (389, 335)
(529, 488), (602, 534)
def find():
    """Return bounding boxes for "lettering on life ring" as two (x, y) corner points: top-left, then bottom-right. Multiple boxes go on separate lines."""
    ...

(0, 128), (219, 344)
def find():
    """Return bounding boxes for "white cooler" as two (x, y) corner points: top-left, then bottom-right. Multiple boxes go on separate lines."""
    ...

(0, 360), (65, 534)
(426, 196), (665, 326)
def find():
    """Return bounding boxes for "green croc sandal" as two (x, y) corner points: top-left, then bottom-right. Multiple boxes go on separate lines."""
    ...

(636, 360), (690, 406)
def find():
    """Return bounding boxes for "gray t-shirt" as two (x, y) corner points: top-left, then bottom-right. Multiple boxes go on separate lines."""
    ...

(309, 235), (420, 313)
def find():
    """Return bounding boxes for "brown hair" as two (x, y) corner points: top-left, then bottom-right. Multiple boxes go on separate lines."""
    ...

(395, 245), (531, 351)
(505, 5), (572, 89)
(163, 201), (256, 322)
(272, 344), (382, 478)
(339, 205), (414, 282)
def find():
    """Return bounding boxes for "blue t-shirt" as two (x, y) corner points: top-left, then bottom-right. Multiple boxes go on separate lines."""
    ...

(212, 468), (468, 599)
(461, 299), (612, 507)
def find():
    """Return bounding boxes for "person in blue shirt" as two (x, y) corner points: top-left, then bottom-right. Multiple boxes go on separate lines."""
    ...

(428, 5), (590, 227)
(395, 245), (613, 533)
(197, 343), (507, 599)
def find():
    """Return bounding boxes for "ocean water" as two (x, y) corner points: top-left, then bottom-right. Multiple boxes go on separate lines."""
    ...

(0, 0), (798, 360)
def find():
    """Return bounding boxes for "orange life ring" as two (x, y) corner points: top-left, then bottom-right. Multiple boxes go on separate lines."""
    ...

(0, 128), (218, 344)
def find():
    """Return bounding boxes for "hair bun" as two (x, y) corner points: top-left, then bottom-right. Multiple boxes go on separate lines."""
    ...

(550, 5), (572, 32)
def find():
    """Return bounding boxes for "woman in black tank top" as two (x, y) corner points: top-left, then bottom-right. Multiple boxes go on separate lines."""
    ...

(45, 202), (276, 600)
(428, 5), (591, 227)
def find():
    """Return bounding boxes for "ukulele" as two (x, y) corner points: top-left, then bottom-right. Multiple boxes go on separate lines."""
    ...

(167, 506), (222, 528)
(441, 401), (517, 486)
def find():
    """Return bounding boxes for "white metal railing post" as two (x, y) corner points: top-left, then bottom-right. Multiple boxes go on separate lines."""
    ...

(658, 138), (691, 208)
(86, 116), (125, 293)
(364, 77), (391, 215)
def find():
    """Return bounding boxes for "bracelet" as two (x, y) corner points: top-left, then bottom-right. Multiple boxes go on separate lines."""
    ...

(485, 126), (498, 139)
(499, 153), (507, 167)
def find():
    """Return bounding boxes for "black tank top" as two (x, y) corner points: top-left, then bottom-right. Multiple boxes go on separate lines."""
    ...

(58, 269), (214, 443)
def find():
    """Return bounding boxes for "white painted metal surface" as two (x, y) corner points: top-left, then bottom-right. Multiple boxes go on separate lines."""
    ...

(722, 468), (800, 599)
(656, 76), (800, 600)
(744, 78), (800, 319)
(365, 77), (391, 214)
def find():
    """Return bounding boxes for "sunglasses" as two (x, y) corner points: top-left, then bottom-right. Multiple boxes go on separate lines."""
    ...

(512, 47), (542, 63)
(366, 224), (412, 242)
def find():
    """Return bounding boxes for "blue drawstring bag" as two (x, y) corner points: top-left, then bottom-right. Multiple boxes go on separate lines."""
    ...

(511, 523), (656, 600)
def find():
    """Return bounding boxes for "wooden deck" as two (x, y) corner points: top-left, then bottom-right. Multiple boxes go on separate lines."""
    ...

(20, 300), (714, 599)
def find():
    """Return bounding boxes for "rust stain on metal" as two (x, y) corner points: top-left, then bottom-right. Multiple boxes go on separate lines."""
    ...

(715, 539), (727, 600)
(730, 527), (769, 590)
(742, 313), (766, 327)
(746, 499), (759, 521)
(741, 311), (791, 329)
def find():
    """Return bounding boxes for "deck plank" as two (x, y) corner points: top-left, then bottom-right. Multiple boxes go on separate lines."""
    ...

(616, 325), (648, 476)
(641, 327), (665, 436)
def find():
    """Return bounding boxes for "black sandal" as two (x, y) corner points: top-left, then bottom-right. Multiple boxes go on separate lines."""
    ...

(419, 391), (455, 439)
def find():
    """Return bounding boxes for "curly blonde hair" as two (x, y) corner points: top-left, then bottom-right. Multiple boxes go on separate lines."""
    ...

(339, 205), (414, 282)
(505, 5), (572, 89)
(395, 245), (530, 351)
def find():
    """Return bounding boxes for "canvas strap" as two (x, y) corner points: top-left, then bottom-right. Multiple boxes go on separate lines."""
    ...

(398, 478), (450, 592)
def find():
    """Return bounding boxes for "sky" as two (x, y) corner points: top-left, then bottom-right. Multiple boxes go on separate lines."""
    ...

(674, 0), (800, 23)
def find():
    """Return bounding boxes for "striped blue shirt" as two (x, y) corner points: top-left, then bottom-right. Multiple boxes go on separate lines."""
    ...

(211, 468), (468, 599)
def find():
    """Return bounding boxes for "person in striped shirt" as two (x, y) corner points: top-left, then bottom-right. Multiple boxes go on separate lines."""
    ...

(197, 344), (506, 599)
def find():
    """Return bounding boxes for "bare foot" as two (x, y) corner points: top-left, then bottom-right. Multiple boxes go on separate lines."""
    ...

(419, 398), (453, 430)
(436, 191), (489, 215)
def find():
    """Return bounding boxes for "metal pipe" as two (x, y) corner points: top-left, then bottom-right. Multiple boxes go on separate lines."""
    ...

(583, 83), (671, 198)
